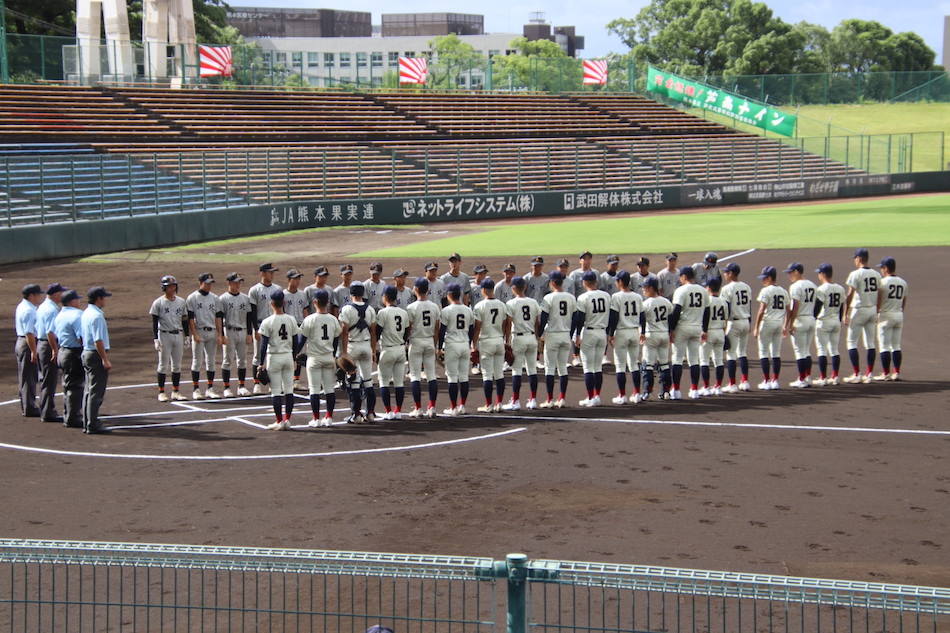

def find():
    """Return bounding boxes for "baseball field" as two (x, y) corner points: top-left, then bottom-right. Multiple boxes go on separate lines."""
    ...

(1, 192), (948, 588)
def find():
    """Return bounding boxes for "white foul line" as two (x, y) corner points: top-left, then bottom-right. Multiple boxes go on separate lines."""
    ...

(718, 248), (756, 263)
(0, 427), (527, 461)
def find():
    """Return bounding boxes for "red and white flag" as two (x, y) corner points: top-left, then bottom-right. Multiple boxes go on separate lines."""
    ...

(199, 45), (233, 77)
(582, 59), (608, 85)
(399, 57), (427, 84)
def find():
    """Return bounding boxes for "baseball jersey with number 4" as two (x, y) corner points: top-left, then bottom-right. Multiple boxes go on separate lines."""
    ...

(259, 314), (299, 354)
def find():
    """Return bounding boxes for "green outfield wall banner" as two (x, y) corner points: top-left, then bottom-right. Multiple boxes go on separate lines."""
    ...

(647, 66), (797, 137)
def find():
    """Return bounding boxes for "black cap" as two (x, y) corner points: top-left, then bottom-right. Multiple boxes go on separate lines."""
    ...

(549, 270), (564, 282)
(582, 270), (598, 283)
(531, 256), (544, 266)
(616, 270), (631, 284)
(226, 272), (244, 282)
(854, 248), (869, 260)
(369, 262), (383, 273)
(314, 266), (329, 277)
(557, 258), (570, 268)
(636, 257), (650, 267)
(579, 250), (592, 260)
(87, 286), (112, 301)
(816, 263), (833, 275)
(642, 277), (659, 290)
(480, 278), (496, 290)
(758, 266), (777, 280)
(349, 281), (365, 297)
(285, 269), (303, 279)
(340, 264), (353, 274)
(424, 261), (439, 271)
(704, 252), (718, 264)
(21, 283), (43, 297)
(198, 272), (215, 283)
(503, 263), (516, 273)
(45, 282), (66, 295)
(723, 263), (740, 274)
(393, 268), (409, 277)
(448, 253), (462, 262)
(383, 285), (398, 302)
(61, 289), (81, 304)
(880, 257), (896, 271)
(312, 289), (329, 304)
(161, 275), (178, 287)
(259, 262), (278, 272)
(447, 283), (462, 298)
(414, 277), (429, 292)
(678, 266), (695, 278)
(606, 255), (620, 265)
(511, 276), (526, 288)
(705, 276), (722, 292)
(473, 264), (488, 274)
(665, 252), (678, 261)
(783, 262), (804, 274)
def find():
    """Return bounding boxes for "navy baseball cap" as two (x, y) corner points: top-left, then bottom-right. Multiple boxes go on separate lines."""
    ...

(503, 263), (516, 273)
(616, 270), (631, 284)
(226, 272), (244, 282)
(783, 262), (804, 274)
(579, 250), (592, 259)
(369, 262), (383, 273)
(61, 289), (81, 304)
(557, 258), (570, 268)
(549, 270), (564, 282)
(349, 281), (365, 297)
(383, 285), (398, 301)
(665, 252), (678, 261)
(704, 252), (718, 264)
(816, 263), (833, 275)
(314, 266), (329, 277)
(448, 253), (462, 262)
(705, 276), (722, 291)
(473, 264), (488, 274)
(606, 255), (620, 265)
(393, 268), (409, 277)
(531, 256), (544, 266)
(642, 277), (659, 290)
(87, 286), (112, 301)
(511, 275), (526, 288)
(259, 262), (278, 272)
(270, 289), (285, 304)
(340, 264), (354, 274)
(414, 277), (429, 292)
(286, 268), (303, 279)
(22, 283), (43, 297)
(880, 257), (896, 271)
(480, 278), (496, 290)
(446, 282), (462, 298)
(854, 248), (869, 259)
(582, 270), (598, 283)
(636, 257), (650, 267)
(45, 282), (66, 295)
(723, 263), (740, 274)
(312, 289), (329, 304)
(758, 266), (777, 279)
(678, 266), (695, 278)
(424, 261), (439, 271)
(198, 272), (215, 283)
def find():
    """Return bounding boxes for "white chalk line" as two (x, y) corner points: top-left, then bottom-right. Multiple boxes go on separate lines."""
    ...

(0, 427), (527, 461)
(718, 248), (756, 263)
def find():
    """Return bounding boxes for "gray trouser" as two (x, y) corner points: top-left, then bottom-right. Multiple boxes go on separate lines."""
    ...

(58, 347), (84, 427)
(37, 340), (60, 419)
(15, 337), (38, 416)
(82, 350), (109, 431)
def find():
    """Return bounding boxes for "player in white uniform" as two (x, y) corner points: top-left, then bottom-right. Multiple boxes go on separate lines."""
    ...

(249, 263), (281, 394)
(258, 290), (300, 430)
(692, 252), (721, 287)
(439, 283), (474, 415)
(607, 270), (644, 404)
(283, 269), (310, 390)
(784, 262), (818, 388)
(391, 269), (415, 308)
(670, 266), (710, 399)
(752, 266), (789, 390)
(813, 263), (845, 386)
(298, 289), (342, 427)
(656, 253), (681, 301)
(720, 263), (753, 392)
(524, 256), (550, 304)
(150, 275), (188, 402)
(375, 286), (409, 419)
(600, 255), (620, 294)
(338, 282), (377, 422)
(219, 272), (253, 398)
(364, 263), (386, 311)
(700, 277), (727, 396)
(574, 270), (611, 406)
(639, 278), (673, 400)
(494, 264), (517, 306)
(538, 270), (577, 408)
(502, 277), (540, 411)
(186, 273), (225, 400)
(875, 257), (907, 381)
(569, 252), (598, 367)
(406, 278), (441, 418)
(472, 279), (510, 413)
(630, 257), (657, 296)
(844, 248), (883, 383)
(422, 262), (448, 307)
(441, 253), (471, 306)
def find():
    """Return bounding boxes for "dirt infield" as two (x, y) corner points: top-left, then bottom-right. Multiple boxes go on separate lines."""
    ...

(1, 224), (947, 588)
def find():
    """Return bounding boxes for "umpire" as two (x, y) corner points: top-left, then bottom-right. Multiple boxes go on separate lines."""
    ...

(52, 289), (85, 428)
(81, 286), (113, 434)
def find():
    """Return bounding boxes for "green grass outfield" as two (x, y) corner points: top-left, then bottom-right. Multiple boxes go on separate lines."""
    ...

(358, 194), (950, 259)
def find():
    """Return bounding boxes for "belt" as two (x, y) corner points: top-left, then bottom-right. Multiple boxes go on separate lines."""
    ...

(227, 326), (244, 331)
(64, 346), (82, 350)
(161, 329), (181, 334)
(514, 332), (531, 336)
(16, 335), (25, 338)
(200, 327), (214, 331)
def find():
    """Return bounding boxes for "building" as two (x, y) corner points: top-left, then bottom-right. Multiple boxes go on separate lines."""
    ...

(382, 13), (483, 37)
(523, 12), (584, 58)
(227, 7), (371, 38)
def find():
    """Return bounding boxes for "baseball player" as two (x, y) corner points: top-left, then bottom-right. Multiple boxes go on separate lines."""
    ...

(439, 283), (474, 416)
(700, 277), (727, 395)
(304, 266), (334, 316)
(570, 251), (599, 297)
(574, 270), (611, 406)
(334, 264), (355, 312)
(186, 273), (226, 400)
(813, 263), (845, 386)
(14, 284), (43, 418)
(52, 289), (84, 428)
(422, 262), (448, 307)
(556, 258), (574, 295)
(630, 257), (657, 296)
(524, 256), (549, 304)
(503, 276), (540, 410)
(752, 266), (789, 390)
(844, 248), (883, 383)
(149, 275), (188, 402)
(876, 257), (907, 381)
(472, 279), (510, 412)
(374, 285), (409, 419)
(364, 262), (386, 311)
(720, 263), (753, 392)
(249, 263), (282, 394)
(406, 278), (441, 418)
(669, 266), (710, 399)
(469, 264), (489, 308)
(656, 253), (681, 301)
(785, 262), (818, 388)
(298, 289), (342, 427)
(339, 281), (378, 422)
(219, 272), (254, 397)
(639, 277), (673, 400)
(391, 269), (415, 308)
(494, 264), (517, 305)
(35, 282), (65, 422)
(692, 252), (721, 287)
(284, 269), (311, 390)
(600, 255), (621, 294)
(538, 270), (577, 408)
(607, 270), (644, 403)
(441, 253), (471, 306)
(258, 290), (300, 430)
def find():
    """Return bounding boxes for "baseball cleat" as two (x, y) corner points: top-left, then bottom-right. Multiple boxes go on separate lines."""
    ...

(308, 418), (321, 428)
(525, 398), (538, 410)
(425, 407), (437, 418)
(872, 373), (889, 381)
(698, 387), (710, 397)
(721, 384), (738, 394)
(804, 376), (813, 386)
(630, 393), (642, 404)
(829, 376), (839, 385)
(252, 383), (264, 395)
(237, 386), (252, 397)
(477, 404), (495, 413)
(738, 381), (751, 392)
(443, 406), (459, 417)
(712, 386), (723, 396)
(501, 400), (521, 411)
(843, 374), (862, 384)
(578, 398), (594, 407)
(538, 400), (555, 409)
(669, 389), (682, 400)
(157, 392), (169, 403)
(769, 379), (780, 390)
(471, 365), (480, 375)
(193, 390), (206, 400)
(553, 398), (566, 409)
(321, 416), (333, 427)
(222, 388), (234, 398)
(861, 373), (872, 384)
(890, 372), (901, 381)
(789, 379), (809, 388)
(456, 404), (466, 415)
(205, 388), (222, 399)
(641, 391), (651, 401)
(536, 360), (546, 370)
(571, 357), (582, 367)
(611, 395), (626, 405)
(391, 411), (403, 420)
(267, 420), (290, 431)
(364, 412), (377, 423)
(591, 395), (601, 406)
(170, 391), (187, 401)
(757, 381), (772, 390)
(688, 389), (700, 399)
(813, 378), (826, 387)
(408, 407), (423, 419)
(293, 380), (301, 391)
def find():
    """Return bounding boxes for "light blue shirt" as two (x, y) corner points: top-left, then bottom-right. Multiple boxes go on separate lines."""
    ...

(14, 298), (38, 337)
(53, 306), (83, 348)
(81, 304), (109, 351)
(36, 297), (60, 339)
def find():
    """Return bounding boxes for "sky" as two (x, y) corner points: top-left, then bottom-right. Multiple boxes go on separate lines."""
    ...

(239, 0), (949, 65)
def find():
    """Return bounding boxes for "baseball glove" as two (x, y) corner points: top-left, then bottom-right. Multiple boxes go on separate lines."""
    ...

(255, 365), (270, 385)
(436, 349), (446, 367)
(470, 348), (480, 365)
(336, 354), (357, 375)
(504, 344), (514, 365)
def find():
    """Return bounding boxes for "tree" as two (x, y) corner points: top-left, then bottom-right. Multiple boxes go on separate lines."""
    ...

(827, 19), (893, 73)
(425, 33), (486, 89)
(491, 36), (582, 92)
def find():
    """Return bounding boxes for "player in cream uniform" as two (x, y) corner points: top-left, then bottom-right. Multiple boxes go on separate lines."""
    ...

(472, 279), (510, 413)
(574, 270), (611, 407)
(219, 273), (254, 398)
(406, 278), (441, 418)
(364, 263), (386, 311)
(186, 273), (225, 400)
(375, 286), (409, 419)
(639, 278), (673, 400)
(720, 263), (753, 393)
(669, 266), (709, 399)
(502, 277), (540, 411)
(258, 290), (300, 430)
(752, 266), (789, 390)
(875, 257), (907, 381)
(785, 262), (818, 388)
(813, 263), (845, 386)
(298, 289), (342, 428)
(441, 253), (471, 306)
(844, 248), (884, 383)
(607, 270), (644, 404)
(439, 284), (474, 415)
(150, 275), (188, 402)
(338, 282), (377, 422)
(538, 271), (577, 408)
(699, 277), (728, 396)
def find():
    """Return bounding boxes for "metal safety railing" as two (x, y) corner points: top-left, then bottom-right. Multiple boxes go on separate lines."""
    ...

(2, 540), (949, 633)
